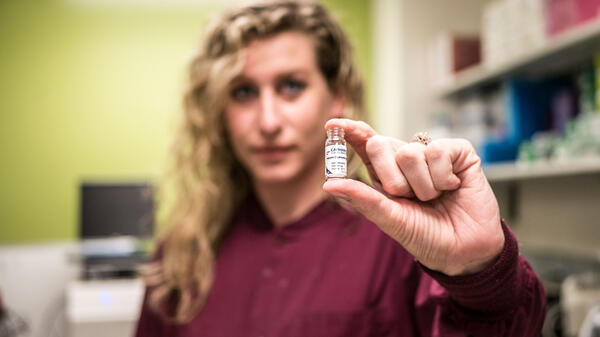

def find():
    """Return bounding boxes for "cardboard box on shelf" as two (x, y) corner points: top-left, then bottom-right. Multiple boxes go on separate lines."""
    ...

(546, 0), (600, 36)
(427, 33), (481, 88)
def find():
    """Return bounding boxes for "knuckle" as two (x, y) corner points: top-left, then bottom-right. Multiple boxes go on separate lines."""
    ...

(366, 135), (387, 155)
(458, 137), (472, 147)
(356, 121), (374, 134)
(357, 121), (370, 129)
(396, 145), (423, 167)
(457, 138), (476, 153)
(425, 141), (445, 160)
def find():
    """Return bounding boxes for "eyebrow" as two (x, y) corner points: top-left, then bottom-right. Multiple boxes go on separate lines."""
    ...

(230, 69), (311, 85)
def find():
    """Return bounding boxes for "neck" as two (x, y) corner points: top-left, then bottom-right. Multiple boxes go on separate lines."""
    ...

(253, 162), (327, 227)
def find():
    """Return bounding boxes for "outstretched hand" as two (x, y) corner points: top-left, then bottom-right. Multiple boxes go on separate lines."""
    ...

(323, 119), (504, 276)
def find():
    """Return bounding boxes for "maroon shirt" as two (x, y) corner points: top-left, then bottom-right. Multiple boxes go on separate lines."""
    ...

(136, 196), (546, 337)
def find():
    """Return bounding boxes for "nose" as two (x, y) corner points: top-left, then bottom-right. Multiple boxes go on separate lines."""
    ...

(258, 88), (282, 138)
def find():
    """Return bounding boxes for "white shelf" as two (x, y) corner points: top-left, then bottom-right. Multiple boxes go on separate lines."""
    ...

(484, 158), (600, 182)
(437, 18), (600, 98)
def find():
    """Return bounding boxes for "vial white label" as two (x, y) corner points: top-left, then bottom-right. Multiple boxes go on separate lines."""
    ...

(325, 144), (347, 178)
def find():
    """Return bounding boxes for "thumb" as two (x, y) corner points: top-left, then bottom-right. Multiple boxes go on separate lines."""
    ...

(323, 178), (412, 238)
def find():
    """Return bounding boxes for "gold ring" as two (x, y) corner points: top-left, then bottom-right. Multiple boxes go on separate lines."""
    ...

(410, 131), (432, 146)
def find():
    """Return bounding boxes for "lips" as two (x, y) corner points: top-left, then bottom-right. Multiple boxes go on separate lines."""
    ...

(251, 145), (296, 162)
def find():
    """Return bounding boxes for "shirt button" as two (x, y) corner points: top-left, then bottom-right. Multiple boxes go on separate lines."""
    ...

(278, 278), (289, 288)
(262, 267), (273, 278)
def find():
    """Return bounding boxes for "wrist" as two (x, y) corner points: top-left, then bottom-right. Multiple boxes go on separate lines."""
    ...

(419, 220), (523, 314)
(430, 222), (505, 277)
(454, 233), (505, 276)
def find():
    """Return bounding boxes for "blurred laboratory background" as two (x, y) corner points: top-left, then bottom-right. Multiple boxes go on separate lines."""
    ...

(0, 0), (599, 337)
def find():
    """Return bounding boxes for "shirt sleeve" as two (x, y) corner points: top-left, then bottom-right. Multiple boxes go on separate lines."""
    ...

(413, 220), (547, 337)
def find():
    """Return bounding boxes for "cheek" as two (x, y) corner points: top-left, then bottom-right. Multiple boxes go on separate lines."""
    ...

(225, 107), (251, 144)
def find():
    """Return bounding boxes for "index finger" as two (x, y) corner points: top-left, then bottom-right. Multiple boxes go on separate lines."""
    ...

(325, 118), (377, 164)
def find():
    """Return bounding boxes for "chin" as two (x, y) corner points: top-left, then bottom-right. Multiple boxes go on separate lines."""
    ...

(251, 164), (305, 185)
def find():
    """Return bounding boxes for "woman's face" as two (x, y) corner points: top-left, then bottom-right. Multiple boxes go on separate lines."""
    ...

(225, 31), (343, 185)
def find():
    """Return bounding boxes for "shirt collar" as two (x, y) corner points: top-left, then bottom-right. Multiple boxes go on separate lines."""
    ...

(239, 193), (341, 239)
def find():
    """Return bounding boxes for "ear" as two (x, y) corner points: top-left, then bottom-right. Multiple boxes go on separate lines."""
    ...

(329, 93), (346, 119)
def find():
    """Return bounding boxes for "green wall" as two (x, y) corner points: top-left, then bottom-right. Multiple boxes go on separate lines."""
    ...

(0, 0), (371, 244)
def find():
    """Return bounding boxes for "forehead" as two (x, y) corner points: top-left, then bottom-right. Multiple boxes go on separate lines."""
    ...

(240, 31), (318, 79)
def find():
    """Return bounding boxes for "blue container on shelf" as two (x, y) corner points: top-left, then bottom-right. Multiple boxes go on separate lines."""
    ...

(481, 79), (556, 163)
(482, 139), (520, 163)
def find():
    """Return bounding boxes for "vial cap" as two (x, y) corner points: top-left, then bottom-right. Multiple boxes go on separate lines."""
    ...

(327, 126), (344, 138)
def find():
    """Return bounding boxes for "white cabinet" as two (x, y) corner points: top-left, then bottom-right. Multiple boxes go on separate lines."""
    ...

(66, 279), (144, 337)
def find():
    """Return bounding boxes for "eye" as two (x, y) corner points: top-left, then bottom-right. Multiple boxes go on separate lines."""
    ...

(278, 79), (306, 99)
(230, 84), (258, 102)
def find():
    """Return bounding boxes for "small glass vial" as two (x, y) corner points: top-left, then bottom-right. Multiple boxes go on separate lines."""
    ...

(325, 127), (347, 179)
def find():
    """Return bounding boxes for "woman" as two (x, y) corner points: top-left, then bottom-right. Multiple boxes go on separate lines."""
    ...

(136, 1), (546, 336)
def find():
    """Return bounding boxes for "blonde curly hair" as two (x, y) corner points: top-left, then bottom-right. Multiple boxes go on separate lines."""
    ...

(144, 0), (366, 323)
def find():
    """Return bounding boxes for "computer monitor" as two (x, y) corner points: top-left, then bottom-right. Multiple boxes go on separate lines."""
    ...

(79, 182), (155, 239)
